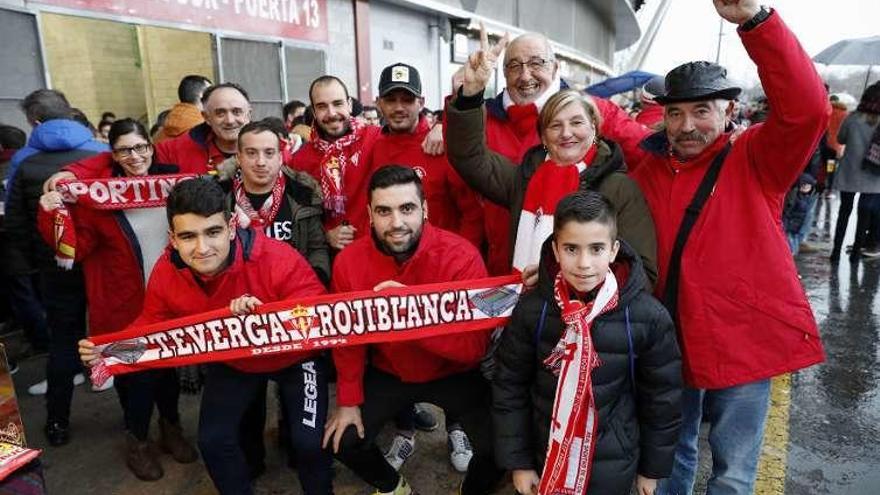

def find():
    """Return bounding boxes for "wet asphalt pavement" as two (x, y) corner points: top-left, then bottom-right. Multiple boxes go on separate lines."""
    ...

(6, 194), (879, 494)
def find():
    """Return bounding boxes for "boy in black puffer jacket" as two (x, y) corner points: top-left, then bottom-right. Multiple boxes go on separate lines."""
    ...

(492, 191), (681, 495)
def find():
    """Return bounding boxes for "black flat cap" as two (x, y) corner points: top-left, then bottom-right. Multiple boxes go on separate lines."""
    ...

(655, 61), (741, 104)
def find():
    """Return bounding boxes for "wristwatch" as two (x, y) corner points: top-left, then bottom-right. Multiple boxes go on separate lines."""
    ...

(739, 6), (771, 31)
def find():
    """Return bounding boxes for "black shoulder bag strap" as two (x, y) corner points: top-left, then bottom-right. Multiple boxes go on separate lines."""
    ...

(662, 143), (732, 322)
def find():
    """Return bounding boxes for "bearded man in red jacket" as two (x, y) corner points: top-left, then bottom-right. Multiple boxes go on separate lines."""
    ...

(322, 165), (503, 495)
(79, 178), (331, 495)
(625, 2), (828, 494)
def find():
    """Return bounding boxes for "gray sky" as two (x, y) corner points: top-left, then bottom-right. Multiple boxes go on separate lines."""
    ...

(639, 0), (880, 89)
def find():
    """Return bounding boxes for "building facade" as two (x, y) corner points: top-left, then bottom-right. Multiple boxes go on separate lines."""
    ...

(0, 0), (640, 129)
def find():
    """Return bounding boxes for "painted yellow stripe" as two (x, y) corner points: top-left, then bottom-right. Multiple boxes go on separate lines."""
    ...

(755, 373), (792, 494)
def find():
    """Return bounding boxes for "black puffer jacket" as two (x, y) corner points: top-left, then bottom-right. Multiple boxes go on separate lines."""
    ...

(492, 238), (682, 493)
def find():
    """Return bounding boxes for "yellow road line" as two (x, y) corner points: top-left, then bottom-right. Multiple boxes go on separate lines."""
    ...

(755, 373), (792, 495)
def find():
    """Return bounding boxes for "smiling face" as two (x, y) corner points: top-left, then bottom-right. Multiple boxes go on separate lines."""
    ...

(552, 219), (619, 293)
(664, 99), (732, 160)
(111, 132), (153, 177)
(376, 89), (423, 134)
(237, 130), (281, 194)
(368, 182), (426, 254)
(503, 34), (559, 105)
(541, 102), (597, 165)
(202, 87), (251, 148)
(169, 212), (233, 277)
(311, 80), (352, 140)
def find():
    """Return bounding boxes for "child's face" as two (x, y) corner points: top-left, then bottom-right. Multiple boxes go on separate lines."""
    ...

(552, 220), (619, 293)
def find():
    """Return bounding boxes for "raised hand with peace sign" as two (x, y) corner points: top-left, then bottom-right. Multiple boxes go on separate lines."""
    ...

(460, 23), (510, 97)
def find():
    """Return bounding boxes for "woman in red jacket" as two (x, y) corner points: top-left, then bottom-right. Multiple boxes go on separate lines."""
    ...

(38, 119), (197, 481)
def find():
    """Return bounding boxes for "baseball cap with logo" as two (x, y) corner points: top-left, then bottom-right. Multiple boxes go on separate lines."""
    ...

(378, 63), (422, 97)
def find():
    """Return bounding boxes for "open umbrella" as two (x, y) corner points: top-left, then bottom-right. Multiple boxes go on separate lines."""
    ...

(586, 70), (658, 98)
(813, 35), (880, 91)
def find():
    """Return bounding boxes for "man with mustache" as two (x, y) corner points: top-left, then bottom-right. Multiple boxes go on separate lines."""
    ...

(291, 76), (381, 250)
(323, 165), (502, 495)
(627, 1), (827, 493)
(45, 83), (253, 185)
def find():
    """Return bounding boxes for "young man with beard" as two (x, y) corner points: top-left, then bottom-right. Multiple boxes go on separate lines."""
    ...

(322, 165), (502, 495)
(79, 178), (332, 495)
(372, 63), (483, 250)
(291, 76), (381, 250)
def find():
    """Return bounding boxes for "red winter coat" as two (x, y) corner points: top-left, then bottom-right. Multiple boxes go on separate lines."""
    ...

(37, 154), (179, 336)
(65, 123), (227, 178)
(331, 223), (489, 406)
(631, 11), (827, 389)
(473, 87), (649, 275)
(291, 125), (381, 235)
(370, 118), (483, 249)
(130, 228), (326, 373)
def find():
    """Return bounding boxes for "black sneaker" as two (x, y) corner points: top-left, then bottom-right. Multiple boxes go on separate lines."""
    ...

(413, 404), (438, 432)
(44, 420), (70, 446)
(7, 358), (18, 375)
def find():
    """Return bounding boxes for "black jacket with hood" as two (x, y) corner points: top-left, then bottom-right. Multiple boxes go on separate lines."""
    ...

(492, 238), (681, 493)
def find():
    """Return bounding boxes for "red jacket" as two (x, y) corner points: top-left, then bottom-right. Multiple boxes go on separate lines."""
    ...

(631, 11), (827, 389)
(475, 88), (649, 275)
(331, 223), (489, 406)
(635, 101), (665, 129)
(66, 123), (227, 178)
(37, 154), (179, 336)
(291, 125), (381, 235)
(130, 228), (326, 373)
(370, 118), (483, 249)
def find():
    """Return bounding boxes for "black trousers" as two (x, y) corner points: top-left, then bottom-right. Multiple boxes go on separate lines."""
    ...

(335, 368), (503, 494)
(115, 368), (181, 440)
(40, 268), (86, 424)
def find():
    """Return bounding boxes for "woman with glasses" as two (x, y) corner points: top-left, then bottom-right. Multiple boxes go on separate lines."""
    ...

(37, 118), (197, 481)
(445, 32), (657, 288)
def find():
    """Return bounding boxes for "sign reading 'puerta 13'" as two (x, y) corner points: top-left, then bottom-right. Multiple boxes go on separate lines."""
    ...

(39, 0), (328, 43)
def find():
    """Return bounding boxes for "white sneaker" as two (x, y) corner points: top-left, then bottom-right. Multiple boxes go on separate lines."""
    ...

(383, 433), (415, 471)
(447, 428), (473, 473)
(91, 375), (114, 392)
(27, 373), (85, 396)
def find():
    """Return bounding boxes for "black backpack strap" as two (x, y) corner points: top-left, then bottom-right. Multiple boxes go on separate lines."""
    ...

(662, 142), (732, 321)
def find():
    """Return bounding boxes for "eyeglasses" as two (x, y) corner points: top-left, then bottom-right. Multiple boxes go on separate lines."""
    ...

(504, 57), (551, 74)
(112, 143), (152, 157)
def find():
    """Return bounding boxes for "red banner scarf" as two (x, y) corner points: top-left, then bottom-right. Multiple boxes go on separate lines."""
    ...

(512, 145), (598, 272)
(89, 275), (523, 386)
(539, 270), (618, 495)
(231, 172), (286, 228)
(50, 174), (198, 268)
(310, 118), (366, 220)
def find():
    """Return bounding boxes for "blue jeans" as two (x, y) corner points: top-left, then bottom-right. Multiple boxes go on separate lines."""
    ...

(656, 379), (771, 495)
(198, 359), (332, 495)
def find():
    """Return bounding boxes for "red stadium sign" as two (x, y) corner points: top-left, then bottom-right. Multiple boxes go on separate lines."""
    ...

(38, 0), (329, 43)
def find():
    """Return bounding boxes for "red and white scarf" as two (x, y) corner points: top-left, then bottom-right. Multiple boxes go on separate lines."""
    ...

(310, 118), (366, 220)
(231, 172), (286, 229)
(540, 270), (618, 495)
(512, 146), (597, 272)
(50, 174), (197, 269)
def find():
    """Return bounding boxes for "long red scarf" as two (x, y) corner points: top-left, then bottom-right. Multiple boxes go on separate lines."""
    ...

(89, 275), (523, 386)
(310, 118), (366, 220)
(50, 174), (197, 268)
(512, 146), (597, 272)
(540, 270), (618, 495)
(231, 173), (286, 228)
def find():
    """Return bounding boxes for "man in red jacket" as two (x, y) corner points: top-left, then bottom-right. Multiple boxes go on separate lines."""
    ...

(322, 165), (501, 495)
(291, 76), (381, 250)
(79, 178), (331, 495)
(627, 2), (828, 494)
(372, 63), (483, 249)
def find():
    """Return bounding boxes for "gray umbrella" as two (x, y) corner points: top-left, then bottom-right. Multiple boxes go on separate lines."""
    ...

(813, 35), (880, 90)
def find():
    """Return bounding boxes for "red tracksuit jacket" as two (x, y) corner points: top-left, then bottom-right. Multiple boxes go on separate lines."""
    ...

(130, 228), (326, 373)
(330, 223), (489, 406)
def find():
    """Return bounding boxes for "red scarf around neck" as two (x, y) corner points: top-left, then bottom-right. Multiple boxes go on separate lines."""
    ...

(310, 117), (366, 219)
(232, 172), (286, 228)
(540, 270), (618, 494)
